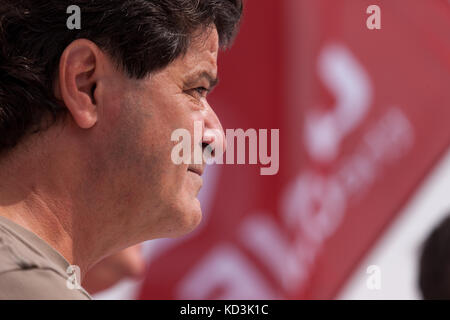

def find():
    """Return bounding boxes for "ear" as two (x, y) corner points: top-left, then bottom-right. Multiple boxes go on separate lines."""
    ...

(56, 39), (102, 129)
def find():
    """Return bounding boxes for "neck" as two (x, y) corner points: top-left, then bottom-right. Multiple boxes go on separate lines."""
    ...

(0, 134), (106, 279)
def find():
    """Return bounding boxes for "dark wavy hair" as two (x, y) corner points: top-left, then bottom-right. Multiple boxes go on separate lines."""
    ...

(0, 0), (242, 153)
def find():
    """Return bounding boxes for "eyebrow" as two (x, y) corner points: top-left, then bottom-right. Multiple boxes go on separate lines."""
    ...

(184, 71), (219, 91)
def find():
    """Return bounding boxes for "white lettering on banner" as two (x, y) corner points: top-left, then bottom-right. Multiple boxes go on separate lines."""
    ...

(275, 107), (413, 293)
(283, 172), (347, 244)
(239, 214), (309, 293)
(304, 44), (372, 164)
(231, 44), (375, 295)
(337, 107), (414, 198)
(240, 46), (413, 294)
(176, 245), (279, 299)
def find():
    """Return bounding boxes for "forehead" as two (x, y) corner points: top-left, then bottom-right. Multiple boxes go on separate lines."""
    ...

(171, 27), (219, 75)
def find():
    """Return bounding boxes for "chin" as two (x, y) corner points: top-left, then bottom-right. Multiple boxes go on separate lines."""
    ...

(166, 197), (203, 238)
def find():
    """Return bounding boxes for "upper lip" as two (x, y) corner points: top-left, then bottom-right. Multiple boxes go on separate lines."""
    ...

(188, 165), (204, 176)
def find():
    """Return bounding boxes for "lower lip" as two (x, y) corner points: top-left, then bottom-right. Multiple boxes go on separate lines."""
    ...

(188, 170), (203, 189)
(188, 170), (203, 179)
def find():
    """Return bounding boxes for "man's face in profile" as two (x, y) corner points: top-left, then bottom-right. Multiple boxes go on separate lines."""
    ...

(0, 1), (241, 293)
(91, 27), (224, 241)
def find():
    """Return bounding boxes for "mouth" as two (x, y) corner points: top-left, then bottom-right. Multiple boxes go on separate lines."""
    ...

(188, 165), (204, 177)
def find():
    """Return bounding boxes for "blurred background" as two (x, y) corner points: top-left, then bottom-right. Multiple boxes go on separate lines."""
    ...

(86, 0), (450, 299)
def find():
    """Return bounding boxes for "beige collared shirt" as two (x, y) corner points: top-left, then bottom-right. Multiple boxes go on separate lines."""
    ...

(0, 216), (92, 300)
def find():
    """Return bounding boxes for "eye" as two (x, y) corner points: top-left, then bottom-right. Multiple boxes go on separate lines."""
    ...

(195, 87), (208, 95)
(186, 87), (209, 99)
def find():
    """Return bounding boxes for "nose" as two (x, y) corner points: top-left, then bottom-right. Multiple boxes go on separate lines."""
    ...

(202, 101), (226, 157)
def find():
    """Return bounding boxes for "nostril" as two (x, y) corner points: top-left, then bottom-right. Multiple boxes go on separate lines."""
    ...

(202, 132), (215, 145)
(202, 142), (215, 158)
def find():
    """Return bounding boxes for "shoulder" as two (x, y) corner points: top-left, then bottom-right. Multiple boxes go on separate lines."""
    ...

(0, 226), (91, 300)
(0, 224), (45, 274)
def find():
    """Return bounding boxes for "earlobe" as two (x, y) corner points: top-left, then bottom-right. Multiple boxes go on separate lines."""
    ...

(58, 39), (101, 129)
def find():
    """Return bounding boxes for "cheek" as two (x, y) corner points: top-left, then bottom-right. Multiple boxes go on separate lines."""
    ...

(141, 123), (202, 236)
(128, 111), (189, 206)
(116, 89), (202, 233)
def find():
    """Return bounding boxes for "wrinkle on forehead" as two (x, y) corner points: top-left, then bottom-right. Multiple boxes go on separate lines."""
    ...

(162, 27), (219, 83)
(182, 26), (219, 66)
(192, 26), (219, 55)
(131, 26), (219, 92)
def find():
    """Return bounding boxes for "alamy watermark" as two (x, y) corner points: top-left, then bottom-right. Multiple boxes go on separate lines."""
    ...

(171, 121), (280, 176)
(366, 265), (382, 290)
(366, 5), (381, 30)
(66, 264), (82, 290)
(67, 4), (382, 32)
(66, 5), (81, 30)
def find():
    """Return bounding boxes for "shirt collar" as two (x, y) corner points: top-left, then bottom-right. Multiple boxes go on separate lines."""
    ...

(0, 215), (70, 272)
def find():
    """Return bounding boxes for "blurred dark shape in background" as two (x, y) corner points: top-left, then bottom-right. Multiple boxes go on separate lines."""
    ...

(419, 214), (450, 300)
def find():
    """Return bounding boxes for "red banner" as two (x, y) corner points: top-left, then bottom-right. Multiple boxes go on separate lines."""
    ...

(138, 0), (450, 299)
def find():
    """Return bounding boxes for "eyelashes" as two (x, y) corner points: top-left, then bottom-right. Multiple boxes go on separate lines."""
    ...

(189, 87), (209, 99)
